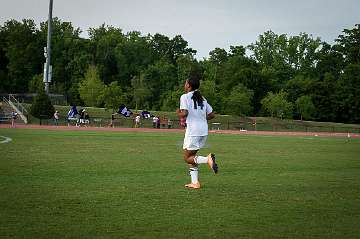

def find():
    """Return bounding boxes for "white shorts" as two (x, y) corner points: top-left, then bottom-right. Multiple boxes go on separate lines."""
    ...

(183, 135), (207, 150)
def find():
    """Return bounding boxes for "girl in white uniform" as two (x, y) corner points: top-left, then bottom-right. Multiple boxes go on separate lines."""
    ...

(176, 75), (218, 189)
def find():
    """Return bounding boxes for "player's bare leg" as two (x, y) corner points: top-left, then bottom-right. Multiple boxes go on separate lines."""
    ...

(192, 153), (218, 174)
(183, 149), (200, 189)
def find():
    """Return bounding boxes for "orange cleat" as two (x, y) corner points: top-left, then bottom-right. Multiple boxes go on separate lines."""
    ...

(207, 153), (218, 174)
(185, 182), (201, 189)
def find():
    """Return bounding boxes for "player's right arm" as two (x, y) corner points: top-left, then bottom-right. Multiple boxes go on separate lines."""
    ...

(177, 94), (189, 118)
(176, 108), (188, 118)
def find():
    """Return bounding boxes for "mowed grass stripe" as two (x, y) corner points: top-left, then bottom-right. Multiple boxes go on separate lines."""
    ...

(0, 128), (359, 239)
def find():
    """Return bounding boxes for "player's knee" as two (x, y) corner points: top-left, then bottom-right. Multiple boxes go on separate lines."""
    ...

(183, 155), (191, 163)
(184, 156), (196, 166)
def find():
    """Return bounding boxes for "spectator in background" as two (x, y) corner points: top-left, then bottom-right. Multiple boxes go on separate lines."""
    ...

(134, 114), (141, 128)
(109, 113), (116, 128)
(152, 115), (158, 128)
(161, 115), (168, 128)
(156, 116), (160, 129)
(53, 111), (60, 125)
(75, 112), (81, 127)
(79, 109), (86, 126)
(84, 111), (90, 126)
(11, 110), (18, 128)
(168, 118), (173, 129)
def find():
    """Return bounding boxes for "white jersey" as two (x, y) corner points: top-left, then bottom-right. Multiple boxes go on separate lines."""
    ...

(180, 91), (213, 136)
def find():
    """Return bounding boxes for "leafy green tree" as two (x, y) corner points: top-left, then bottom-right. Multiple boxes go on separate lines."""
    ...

(335, 64), (360, 123)
(0, 25), (9, 92)
(225, 84), (254, 116)
(100, 81), (127, 110)
(30, 87), (55, 119)
(311, 72), (337, 121)
(89, 24), (124, 84)
(78, 65), (105, 107)
(170, 35), (197, 62)
(212, 47), (265, 114)
(229, 45), (246, 57)
(249, 31), (321, 87)
(66, 48), (93, 82)
(131, 74), (151, 110)
(248, 31), (287, 68)
(295, 95), (315, 120)
(335, 24), (360, 64)
(150, 34), (196, 63)
(142, 59), (177, 109)
(220, 53), (254, 90)
(315, 42), (344, 79)
(261, 91), (293, 119)
(2, 19), (42, 92)
(67, 82), (83, 106)
(28, 74), (43, 93)
(160, 88), (183, 111)
(200, 80), (217, 107)
(287, 33), (321, 75)
(201, 60), (218, 83)
(201, 60), (223, 112)
(285, 74), (314, 103)
(208, 48), (228, 65)
(115, 31), (154, 86)
(150, 33), (172, 60)
(176, 54), (197, 85)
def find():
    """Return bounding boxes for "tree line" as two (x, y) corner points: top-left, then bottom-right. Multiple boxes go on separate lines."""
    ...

(0, 18), (359, 123)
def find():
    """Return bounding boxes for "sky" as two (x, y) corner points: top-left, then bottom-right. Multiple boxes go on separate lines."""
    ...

(1, 0), (359, 59)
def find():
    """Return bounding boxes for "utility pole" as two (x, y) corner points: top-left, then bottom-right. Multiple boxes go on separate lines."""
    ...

(44, 0), (53, 94)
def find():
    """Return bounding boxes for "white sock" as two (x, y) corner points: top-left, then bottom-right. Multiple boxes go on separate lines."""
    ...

(189, 167), (199, 184)
(194, 156), (208, 164)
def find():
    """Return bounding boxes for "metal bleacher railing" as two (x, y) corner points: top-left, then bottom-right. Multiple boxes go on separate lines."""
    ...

(2, 94), (28, 124)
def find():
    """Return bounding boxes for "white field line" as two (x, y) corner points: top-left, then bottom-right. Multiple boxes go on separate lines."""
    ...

(0, 136), (12, 144)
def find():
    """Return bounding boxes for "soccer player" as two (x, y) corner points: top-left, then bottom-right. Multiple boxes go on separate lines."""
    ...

(176, 74), (218, 189)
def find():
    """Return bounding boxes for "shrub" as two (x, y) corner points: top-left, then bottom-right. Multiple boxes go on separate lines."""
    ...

(30, 88), (55, 119)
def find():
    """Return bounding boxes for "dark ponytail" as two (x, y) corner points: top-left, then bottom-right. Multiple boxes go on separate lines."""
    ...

(187, 75), (204, 110)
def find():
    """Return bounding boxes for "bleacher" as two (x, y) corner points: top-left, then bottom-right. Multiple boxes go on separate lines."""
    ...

(0, 102), (11, 124)
(0, 95), (28, 125)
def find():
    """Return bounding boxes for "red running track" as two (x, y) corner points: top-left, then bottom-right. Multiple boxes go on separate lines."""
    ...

(1, 123), (359, 138)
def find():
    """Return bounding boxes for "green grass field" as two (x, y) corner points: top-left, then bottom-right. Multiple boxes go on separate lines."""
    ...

(1, 128), (360, 239)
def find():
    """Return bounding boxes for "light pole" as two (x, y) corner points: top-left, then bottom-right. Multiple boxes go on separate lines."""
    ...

(44, 0), (53, 95)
